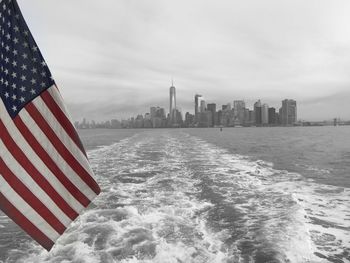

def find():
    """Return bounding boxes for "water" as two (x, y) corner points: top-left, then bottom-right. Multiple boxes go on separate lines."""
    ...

(0, 127), (349, 263)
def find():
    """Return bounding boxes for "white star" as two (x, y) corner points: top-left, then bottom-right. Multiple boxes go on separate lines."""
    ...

(12, 105), (17, 112)
(30, 89), (36, 95)
(20, 86), (26, 92)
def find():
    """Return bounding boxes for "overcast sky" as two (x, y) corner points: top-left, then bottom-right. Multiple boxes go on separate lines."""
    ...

(18, 0), (350, 121)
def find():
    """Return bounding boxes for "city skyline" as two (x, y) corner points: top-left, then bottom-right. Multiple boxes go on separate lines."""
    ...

(75, 82), (349, 128)
(19, 0), (350, 121)
(74, 81), (343, 125)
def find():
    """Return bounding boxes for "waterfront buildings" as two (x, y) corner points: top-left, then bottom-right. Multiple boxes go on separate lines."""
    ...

(75, 82), (302, 129)
(150, 106), (166, 128)
(281, 99), (297, 126)
(233, 100), (246, 125)
(261, 104), (269, 125)
(268, 107), (277, 125)
(169, 81), (177, 126)
(207, 103), (216, 126)
(254, 100), (262, 126)
(194, 94), (203, 116)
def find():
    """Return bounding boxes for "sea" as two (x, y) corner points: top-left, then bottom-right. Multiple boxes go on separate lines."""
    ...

(0, 127), (349, 263)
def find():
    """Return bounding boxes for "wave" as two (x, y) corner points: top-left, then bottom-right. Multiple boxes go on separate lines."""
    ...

(4, 131), (350, 263)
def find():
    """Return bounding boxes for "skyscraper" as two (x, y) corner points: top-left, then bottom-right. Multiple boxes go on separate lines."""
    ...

(200, 100), (206, 113)
(195, 94), (202, 116)
(281, 99), (297, 126)
(207, 103), (216, 127)
(169, 80), (177, 125)
(234, 100), (246, 125)
(261, 104), (269, 125)
(268, 107), (276, 125)
(254, 100), (262, 126)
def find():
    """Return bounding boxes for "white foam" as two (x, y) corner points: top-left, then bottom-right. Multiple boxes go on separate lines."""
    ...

(6, 131), (350, 263)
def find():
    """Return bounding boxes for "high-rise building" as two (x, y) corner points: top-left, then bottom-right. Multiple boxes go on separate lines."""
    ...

(234, 100), (246, 125)
(254, 100), (262, 126)
(268, 107), (276, 125)
(195, 94), (203, 116)
(261, 104), (269, 125)
(281, 99), (297, 126)
(244, 108), (250, 125)
(200, 100), (206, 113)
(198, 111), (213, 127)
(150, 107), (157, 119)
(169, 81), (177, 125)
(207, 103), (216, 127)
(150, 106), (166, 128)
(249, 110), (255, 124)
(185, 112), (195, 127)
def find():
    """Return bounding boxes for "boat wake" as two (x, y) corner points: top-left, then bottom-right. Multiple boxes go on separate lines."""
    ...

(2, 130), (349, 263)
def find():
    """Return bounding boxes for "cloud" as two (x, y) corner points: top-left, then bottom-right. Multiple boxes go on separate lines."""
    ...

(18, 0), (350, 121)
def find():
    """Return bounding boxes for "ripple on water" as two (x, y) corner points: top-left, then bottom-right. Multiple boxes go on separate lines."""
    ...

(2, 131), (349, 263)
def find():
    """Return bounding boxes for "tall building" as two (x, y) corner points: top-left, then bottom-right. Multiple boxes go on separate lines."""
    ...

(150, 106), (166, 128)
(169, 81), (177, 125)
(207, 103), (216, 127)
(185, 112), (195, 127)
(234, 100), (246, 125)
(261, 104), (269, 125)
(268, 107), (276, 125)
(198, 111), (213, 127)
(200, 100), (206, 113)
(281, 99), (297, 126)
(249, 110), (255, 124)
(254, 100), (262, 126)
(150, 107), (157, 119)
(195, 94), (203, 116)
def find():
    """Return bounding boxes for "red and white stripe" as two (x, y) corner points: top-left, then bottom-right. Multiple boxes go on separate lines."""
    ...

(0, 85), (100, 251)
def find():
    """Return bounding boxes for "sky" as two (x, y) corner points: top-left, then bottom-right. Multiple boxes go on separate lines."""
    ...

(18, 0), (350, 121)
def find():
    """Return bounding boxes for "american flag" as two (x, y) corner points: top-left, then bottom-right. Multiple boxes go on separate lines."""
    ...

(0, 0), (100, 251)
